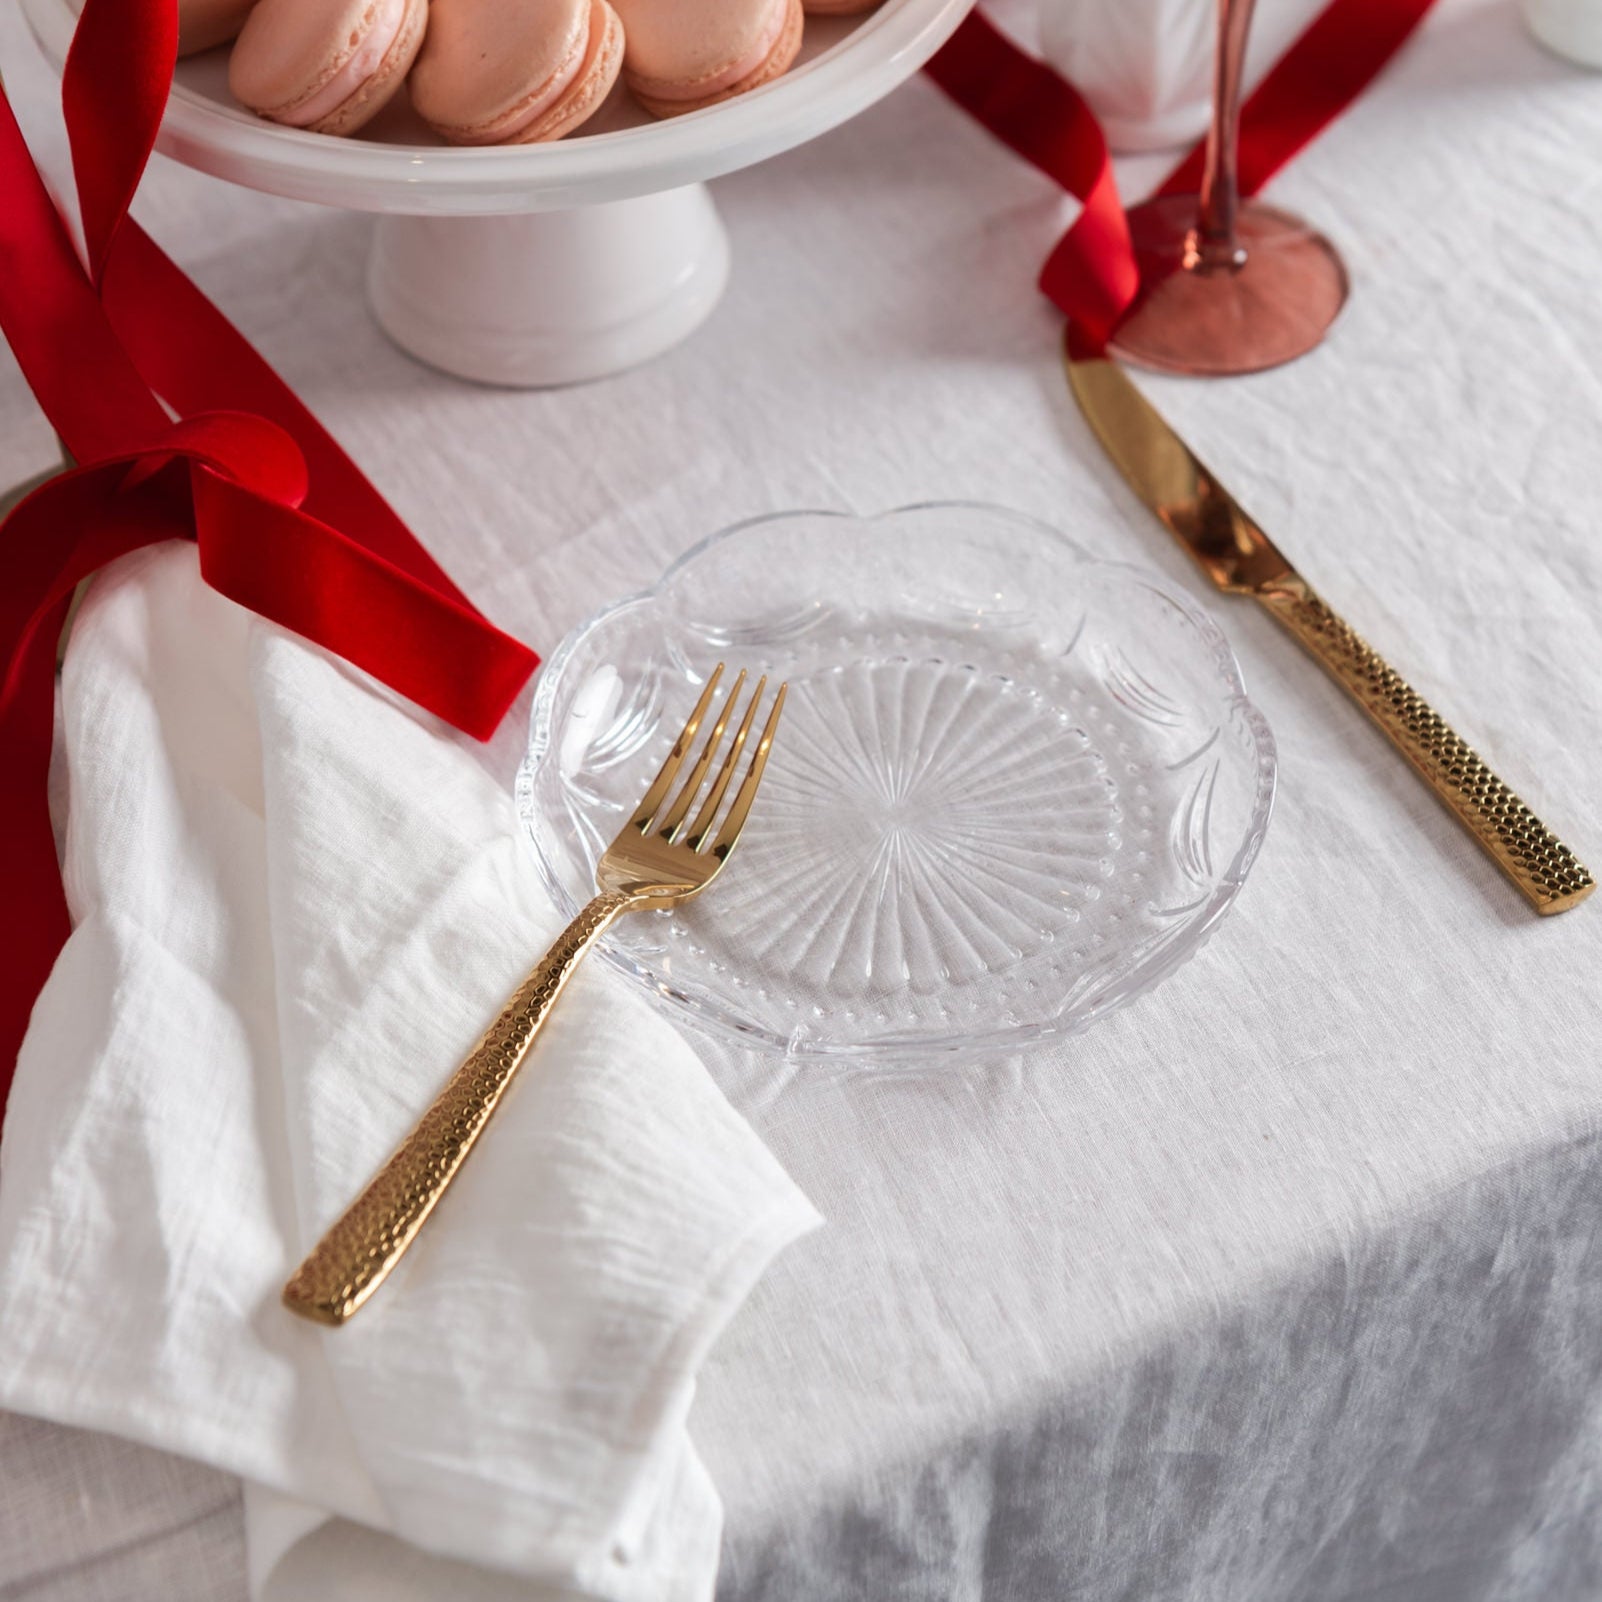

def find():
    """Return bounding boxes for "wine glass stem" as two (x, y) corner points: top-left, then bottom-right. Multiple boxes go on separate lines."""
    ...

(1194, 0), (1256, 271)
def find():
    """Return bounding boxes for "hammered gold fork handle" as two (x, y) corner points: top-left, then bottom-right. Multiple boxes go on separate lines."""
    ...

(282, 890), (634, 1326)
(1256, 578), (1593, 915)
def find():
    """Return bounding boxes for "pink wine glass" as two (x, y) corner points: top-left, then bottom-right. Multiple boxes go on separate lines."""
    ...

(1108, 0), (1349, 376)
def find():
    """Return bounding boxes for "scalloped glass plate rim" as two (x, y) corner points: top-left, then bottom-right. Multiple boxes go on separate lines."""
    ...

(516, 501), (1277, 1062)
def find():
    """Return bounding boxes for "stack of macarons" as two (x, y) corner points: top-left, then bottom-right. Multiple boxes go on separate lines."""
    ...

(174, 0), (885, 145)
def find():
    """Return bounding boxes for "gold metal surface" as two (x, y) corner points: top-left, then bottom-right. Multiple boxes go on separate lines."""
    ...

(1066, 345), (1593, 917)
(0, 447), (83, 669)
(1067, 354), (1295, 594)
(282, 666), (787, 1326)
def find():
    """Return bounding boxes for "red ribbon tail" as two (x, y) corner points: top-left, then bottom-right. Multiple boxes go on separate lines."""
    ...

(0, 464), (199, 1091)
(192, 469), (536, 742)
(0, 596), (72, 1113)
(926, 11), (1140, 345)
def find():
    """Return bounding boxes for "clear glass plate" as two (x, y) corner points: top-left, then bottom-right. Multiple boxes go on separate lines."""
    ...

(516, 503), (1276, 1061)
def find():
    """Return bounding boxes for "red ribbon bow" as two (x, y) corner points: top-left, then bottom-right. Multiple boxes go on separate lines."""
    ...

(0, 0), (539, 1116)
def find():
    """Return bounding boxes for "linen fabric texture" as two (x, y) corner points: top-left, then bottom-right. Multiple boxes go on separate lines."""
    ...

(6, 0), (1602, 1596)
(0, 546), (820, 1602)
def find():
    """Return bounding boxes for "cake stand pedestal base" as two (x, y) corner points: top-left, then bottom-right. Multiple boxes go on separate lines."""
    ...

(367, 184), (730, 388)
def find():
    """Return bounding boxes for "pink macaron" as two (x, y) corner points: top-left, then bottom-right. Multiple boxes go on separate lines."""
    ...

(612, 0), (804, 119)
(410, 0), (624, 146)
(177, 0), (259, 55)
(229, 0), (428, 137)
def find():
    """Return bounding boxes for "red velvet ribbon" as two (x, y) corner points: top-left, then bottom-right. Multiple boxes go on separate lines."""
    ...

(925, 0), (1440, 351)
(0, 0), (539, 1115)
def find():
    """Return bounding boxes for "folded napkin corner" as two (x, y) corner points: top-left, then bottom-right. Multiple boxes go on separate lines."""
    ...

(0, 547), (821, 1602)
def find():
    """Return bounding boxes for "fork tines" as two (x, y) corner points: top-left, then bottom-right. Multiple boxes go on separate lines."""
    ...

(628, 664), (785, 858)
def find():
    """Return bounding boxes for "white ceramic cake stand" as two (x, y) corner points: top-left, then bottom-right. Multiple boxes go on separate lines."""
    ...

(22, 0), (973, 386)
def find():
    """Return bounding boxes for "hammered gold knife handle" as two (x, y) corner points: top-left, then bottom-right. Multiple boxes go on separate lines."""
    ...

(282, 890), (634, 1326)
(1257, 579), (1594, 915)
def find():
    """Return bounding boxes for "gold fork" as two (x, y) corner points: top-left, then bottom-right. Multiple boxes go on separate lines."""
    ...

(282, 665), (786, 1326)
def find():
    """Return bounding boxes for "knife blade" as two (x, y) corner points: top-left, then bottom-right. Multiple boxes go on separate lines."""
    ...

(1066, 344), (1594, 916)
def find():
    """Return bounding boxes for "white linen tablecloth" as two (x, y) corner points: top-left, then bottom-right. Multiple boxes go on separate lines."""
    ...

(5, 0), (1602, 1596)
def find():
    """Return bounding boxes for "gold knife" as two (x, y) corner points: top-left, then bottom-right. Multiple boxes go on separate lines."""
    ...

(1066, 346), (1593, 916)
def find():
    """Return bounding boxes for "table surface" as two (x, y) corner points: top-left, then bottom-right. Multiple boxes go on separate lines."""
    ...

(6, 1), (1602, 1597)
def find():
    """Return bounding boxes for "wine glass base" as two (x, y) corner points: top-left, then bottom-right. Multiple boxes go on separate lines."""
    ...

(1108, 196), (1350, 377)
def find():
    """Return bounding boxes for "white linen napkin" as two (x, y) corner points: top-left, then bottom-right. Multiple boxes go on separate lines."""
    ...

(0, 544), (821, 1601)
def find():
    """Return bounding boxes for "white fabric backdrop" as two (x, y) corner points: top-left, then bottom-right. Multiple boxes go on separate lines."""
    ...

(5, 0), (1602, 1596)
